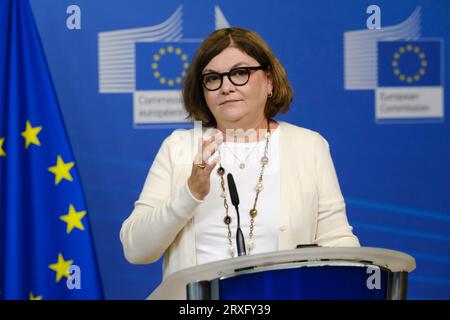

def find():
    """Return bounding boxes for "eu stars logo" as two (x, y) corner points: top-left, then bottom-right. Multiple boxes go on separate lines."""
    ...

(378, 41), (440, 87)
(376, 40), (443, 122)
(150, 45), (189, 87)
(136, 43), (197, 90)
(133, 42), (199, 125)
(391, 45), (427, 84)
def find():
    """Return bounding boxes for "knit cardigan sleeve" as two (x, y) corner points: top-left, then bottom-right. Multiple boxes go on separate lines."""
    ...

(313, 133), (360, 247)
(120, 132), (202, 264)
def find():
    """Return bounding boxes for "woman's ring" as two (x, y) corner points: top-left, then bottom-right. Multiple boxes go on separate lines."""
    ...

(195, 163), (207, 169)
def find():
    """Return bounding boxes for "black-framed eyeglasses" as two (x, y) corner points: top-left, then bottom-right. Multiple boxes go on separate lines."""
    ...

(200, 66), (267, 91)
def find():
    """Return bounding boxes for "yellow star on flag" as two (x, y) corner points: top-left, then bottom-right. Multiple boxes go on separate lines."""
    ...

(48, 155), (74, 185)
(60, 204), (86, 234)
(21, 120), (42, 149)
(29, 291), (43, 300)
(0, 137), (5, 156)
(48, 253), (73, 283)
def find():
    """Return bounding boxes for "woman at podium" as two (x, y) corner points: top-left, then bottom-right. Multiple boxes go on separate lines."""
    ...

(120, 27), (360, 279)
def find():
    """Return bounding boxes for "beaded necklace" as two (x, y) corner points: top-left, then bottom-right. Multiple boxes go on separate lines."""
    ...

(216, 121), (271, 257)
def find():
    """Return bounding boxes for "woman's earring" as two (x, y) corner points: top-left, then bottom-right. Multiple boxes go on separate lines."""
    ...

(268, 91), (273, 98)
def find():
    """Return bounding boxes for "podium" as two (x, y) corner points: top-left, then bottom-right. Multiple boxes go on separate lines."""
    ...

(147, 247), (416, 300)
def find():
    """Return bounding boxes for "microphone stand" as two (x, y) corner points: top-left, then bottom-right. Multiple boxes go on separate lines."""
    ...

(227, 173), (246, 256)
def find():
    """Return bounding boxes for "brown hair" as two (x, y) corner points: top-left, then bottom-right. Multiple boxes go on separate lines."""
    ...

(182, 27), (293, 127)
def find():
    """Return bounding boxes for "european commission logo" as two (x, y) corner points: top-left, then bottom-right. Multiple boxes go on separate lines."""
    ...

(375, 40), (443, 121)
(134, 42), (199, 125)
(136, 43), (194, 89)
(378, 41), (440, 87)
(98, 5), (230, 128)
(344, 7), (444, 123)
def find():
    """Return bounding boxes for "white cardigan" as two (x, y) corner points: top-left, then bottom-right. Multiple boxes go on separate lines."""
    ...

(120, 121), (360, 279)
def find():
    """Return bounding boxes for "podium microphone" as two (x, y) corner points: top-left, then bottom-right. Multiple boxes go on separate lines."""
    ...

(227, 173), (246, 256)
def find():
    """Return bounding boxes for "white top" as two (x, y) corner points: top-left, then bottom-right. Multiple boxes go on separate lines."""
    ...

(194, 126), (281, 265)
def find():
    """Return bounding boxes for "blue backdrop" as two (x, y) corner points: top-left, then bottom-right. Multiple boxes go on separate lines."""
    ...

(27, 0), (449, 299)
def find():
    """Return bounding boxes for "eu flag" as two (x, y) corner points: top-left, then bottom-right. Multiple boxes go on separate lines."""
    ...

(136, 42), (199, 90)
(378, 41), (441, 87)
(0, 0), (103, 299)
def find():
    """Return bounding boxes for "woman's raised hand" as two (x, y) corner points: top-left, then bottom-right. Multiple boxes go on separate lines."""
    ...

(187, 130), (223, 201)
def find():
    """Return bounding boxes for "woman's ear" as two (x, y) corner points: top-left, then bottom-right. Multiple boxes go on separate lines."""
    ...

(266, 71), (274, 94)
